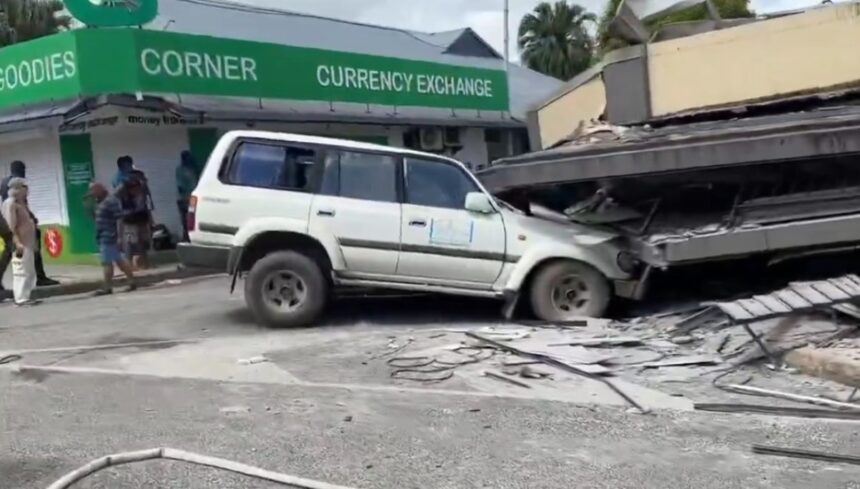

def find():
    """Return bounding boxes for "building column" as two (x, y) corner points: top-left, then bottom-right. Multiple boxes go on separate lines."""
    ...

(59, 134), (97, 256)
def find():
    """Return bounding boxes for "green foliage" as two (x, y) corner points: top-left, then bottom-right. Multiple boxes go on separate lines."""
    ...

(518, 1), (597, 81)
(596, 0), (754, 55)
(0, 0), (71, 47)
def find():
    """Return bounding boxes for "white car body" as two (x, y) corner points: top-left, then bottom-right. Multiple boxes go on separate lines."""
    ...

(179, 131), (638, 318)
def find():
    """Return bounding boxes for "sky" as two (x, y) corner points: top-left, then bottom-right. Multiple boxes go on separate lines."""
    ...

(237, 0), (820, 59)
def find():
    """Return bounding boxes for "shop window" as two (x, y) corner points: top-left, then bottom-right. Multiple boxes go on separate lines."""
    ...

(405, 158), (478, 210)
(321, 150), (398, 203)
(225, 142), (317, 191)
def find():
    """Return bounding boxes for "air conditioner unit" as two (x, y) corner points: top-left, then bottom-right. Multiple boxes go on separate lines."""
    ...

(443, 127), (462, 147)
(419, 127), (444, 151)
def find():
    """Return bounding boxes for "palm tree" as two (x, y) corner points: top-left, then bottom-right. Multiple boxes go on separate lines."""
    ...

(518, 1), (596, 81)
(0, 0), (71, 47)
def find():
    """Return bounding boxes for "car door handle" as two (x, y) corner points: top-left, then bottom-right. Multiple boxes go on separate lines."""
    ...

(317, 209), (336, 217)
(409, 219), (427, 227)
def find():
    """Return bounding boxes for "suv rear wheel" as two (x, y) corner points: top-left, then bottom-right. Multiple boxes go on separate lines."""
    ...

(244, 251), (328, 328)
(529, 260), (610, 320)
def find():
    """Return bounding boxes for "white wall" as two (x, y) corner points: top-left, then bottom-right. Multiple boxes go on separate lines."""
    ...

(453, 127), (489, 171)
(91, 127), (190, 238)
(0, 129), (67, 226)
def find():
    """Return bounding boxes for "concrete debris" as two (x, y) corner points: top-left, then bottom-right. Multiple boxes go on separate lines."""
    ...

(670, 335), (696, 345)
(237, 356), (269, 365)
(548, 336), (643, 348)
(642, 355), (722, 368)
(362, 276), (857, 416)
(723, 384), (860, 412)
(752, 444), (860, 466)
(219, 406), (251, 415)
(694, 403), (860, 420)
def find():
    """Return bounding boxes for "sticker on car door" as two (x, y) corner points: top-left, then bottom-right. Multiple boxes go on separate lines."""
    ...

(429, 219), (474, 247)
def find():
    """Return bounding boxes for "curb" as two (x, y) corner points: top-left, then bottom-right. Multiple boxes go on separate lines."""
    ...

(0, 267), (216, 302)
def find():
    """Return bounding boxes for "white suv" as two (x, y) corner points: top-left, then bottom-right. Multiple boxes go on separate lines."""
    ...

(179, 131), (641, 327)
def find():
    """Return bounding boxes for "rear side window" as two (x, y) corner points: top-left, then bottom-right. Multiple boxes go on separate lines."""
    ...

(225, 142), (317, 191)
(319, 150), (398, 203)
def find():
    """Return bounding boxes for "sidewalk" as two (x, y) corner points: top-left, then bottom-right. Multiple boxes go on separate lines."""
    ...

(1, 252), (216, 302)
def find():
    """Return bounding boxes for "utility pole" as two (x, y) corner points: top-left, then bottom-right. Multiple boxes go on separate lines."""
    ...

(503, 0), (510, 75)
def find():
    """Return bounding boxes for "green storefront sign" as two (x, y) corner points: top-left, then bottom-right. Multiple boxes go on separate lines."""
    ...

(0, 29), (509, 112)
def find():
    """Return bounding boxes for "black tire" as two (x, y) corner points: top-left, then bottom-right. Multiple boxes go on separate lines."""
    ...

(244, 251), (328, 328)
(529, 260), (611, 320)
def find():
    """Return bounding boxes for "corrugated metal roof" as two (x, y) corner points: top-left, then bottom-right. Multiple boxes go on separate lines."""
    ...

(151, 0), (561, 119)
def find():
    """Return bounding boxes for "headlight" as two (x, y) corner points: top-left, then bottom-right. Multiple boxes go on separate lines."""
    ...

(616, 251), (640, 274)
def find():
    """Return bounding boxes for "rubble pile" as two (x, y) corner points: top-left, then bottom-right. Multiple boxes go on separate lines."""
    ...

(372, 276), (860, 416)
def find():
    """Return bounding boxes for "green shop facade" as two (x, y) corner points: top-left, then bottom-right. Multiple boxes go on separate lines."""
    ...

(0, 28), (517, 264)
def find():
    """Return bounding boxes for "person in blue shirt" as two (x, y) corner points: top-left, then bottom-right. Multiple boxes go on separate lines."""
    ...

(112, 155), (134, 189)
(176, 150), (200, 242)
(88, 182), (136, 296)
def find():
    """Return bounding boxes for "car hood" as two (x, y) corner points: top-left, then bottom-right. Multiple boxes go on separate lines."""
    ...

(502, 207), (619, 247)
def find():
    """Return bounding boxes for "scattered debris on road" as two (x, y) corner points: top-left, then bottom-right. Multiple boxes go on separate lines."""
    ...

(237, 356), (270, 365)
(361, 273), (860, 415)
(752, 444), (860, 466)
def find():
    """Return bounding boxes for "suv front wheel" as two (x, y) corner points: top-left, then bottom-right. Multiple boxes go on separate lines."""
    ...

(529, 260), (610, 320)
(244, 251), (328, 328)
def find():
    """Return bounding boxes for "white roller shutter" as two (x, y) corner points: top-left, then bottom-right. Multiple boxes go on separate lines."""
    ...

(91, 128), (189, 239)
(0, 138), (66, 225)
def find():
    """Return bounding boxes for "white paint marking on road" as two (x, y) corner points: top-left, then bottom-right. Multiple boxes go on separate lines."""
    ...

(0, 339), (199, 356)
(1, 364), (540, 401)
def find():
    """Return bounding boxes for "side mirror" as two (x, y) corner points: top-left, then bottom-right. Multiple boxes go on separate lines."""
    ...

(464, 192), (496, 214)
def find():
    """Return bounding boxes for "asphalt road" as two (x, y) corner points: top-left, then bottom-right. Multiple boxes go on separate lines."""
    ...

(1, 278), (859, 489)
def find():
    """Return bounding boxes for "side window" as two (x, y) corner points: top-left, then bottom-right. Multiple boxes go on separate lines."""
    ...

(225, 142), (317, 191)
(318, 152), (340, 197)
(325, 150), (398, 203)
(405, 158), (479, 209)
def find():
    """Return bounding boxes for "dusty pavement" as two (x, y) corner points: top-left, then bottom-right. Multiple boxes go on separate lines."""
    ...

(1, 277), (859, 489)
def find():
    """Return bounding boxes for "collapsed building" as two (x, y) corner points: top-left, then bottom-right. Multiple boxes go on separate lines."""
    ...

(478, 2), (860, 286)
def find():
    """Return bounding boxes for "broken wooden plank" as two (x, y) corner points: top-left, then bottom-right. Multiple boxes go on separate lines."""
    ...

(724, 384), (860, 412)
(483, 371), (532, 389)
(752, 295), (792, 314)
(832, 303), (860, 320)
(715, 302), (755, 321)
(548, 337), (643, 348)
(752, 444), (860, 466)
(672, 306), (720, 334)
(774, 289), (812, 309)
(558, 362), (613, 375)
(694, 403), (860, 420)
(829, 277), (860, 296)
(810, 282), (851, 301)
(642, 355), (722, 368)
(466, 332), (649, 413)
(737, 299), (775, 318)
(790, 284), (831, 305)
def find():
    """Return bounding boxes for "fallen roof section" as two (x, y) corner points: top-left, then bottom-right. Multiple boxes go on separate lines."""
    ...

(478, 105), (860, 193)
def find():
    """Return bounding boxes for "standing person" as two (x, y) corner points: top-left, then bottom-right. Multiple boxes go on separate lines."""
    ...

(0, 160), (59, 287)
(88, 182), (136, 296)
(119, 167), (154, 270)
(176, 150), (199, 242)
(112, 155), (134, 189)
(1, 178), (38, 306)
